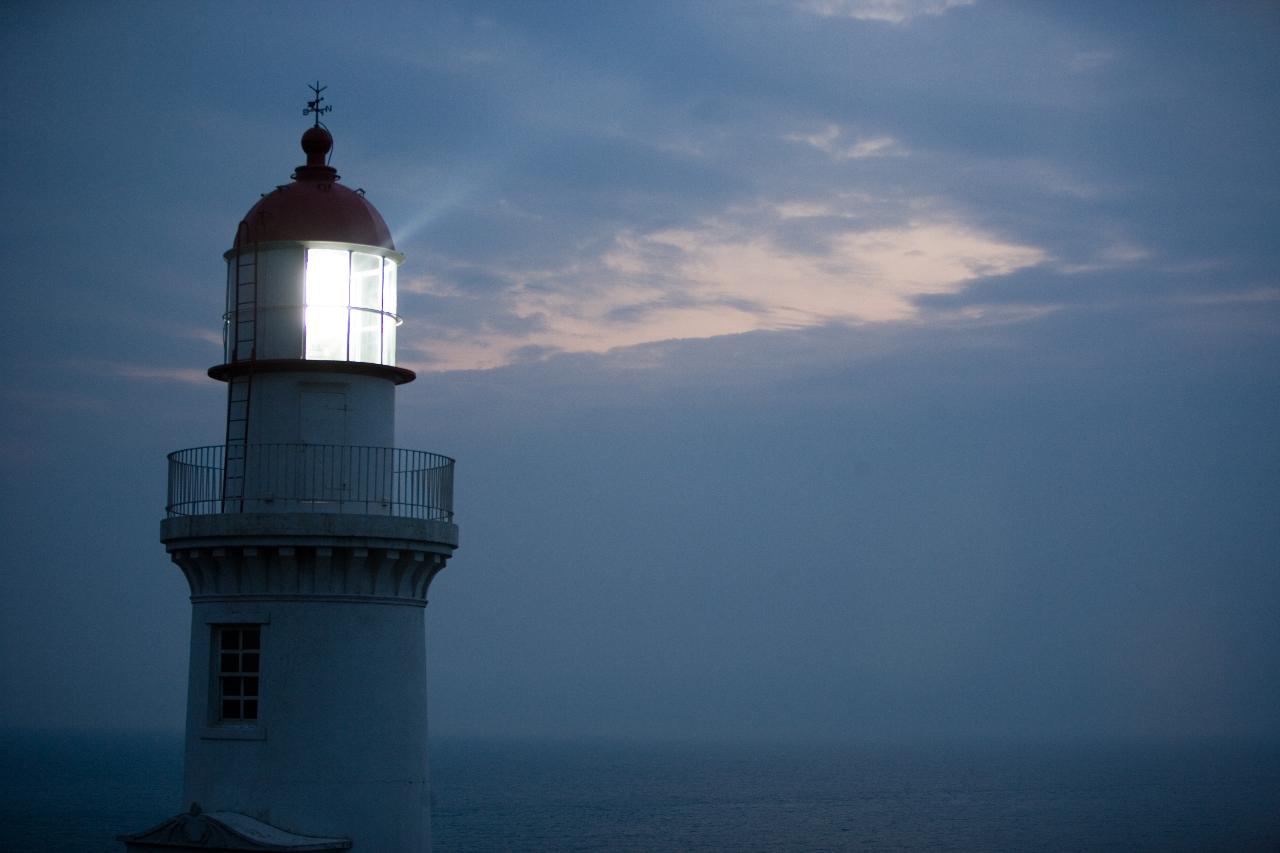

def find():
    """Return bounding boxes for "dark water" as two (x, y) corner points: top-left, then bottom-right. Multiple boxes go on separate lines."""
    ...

(2, 731), (1277, 851)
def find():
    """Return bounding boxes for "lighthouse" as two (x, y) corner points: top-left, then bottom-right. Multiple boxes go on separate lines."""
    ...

(123, 86), (458, 852)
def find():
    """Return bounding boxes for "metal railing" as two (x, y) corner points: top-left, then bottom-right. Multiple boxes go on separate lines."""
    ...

(166, 444), (454, 521)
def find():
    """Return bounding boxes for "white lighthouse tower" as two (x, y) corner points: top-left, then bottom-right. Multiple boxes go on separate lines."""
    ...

(124, 86), (458, 852)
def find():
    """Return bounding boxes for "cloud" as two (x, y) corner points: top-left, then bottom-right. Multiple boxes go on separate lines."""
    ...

(1068, 50), (1115, 74)
(404, 205), (1046, 371)
(787, 125), (905, 160)
(1177, 286), (1280, 307)
(108, 364), (210, 384)
(1055, 237), (1153, 274)
(181, 326), (224, 347)
(796, 0), (976, 24)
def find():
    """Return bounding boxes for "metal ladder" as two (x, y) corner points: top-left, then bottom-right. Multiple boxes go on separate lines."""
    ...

(222, 220), (259, 511)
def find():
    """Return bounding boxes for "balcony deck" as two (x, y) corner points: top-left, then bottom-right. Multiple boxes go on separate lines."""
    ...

(166, 444), (454, 522)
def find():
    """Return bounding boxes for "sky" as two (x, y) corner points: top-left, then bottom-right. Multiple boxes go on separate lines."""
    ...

(1, 0), (1278, 744)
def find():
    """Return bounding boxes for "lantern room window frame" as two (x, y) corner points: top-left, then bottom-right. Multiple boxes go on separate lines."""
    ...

(222, 241), (403, 368)
(304, 247), (401, 366)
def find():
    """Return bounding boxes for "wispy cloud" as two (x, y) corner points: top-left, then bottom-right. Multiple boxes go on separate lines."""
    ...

(108, 364), (210, 384)
(787, 125), (905, 160)
(405, 205), (1046, 371)
(1055, 237), (1153, 274)
(796, 0), (976, 25)
(1068, 49), (1115, 74)
(1176, 286), (1280, 307)
(181, 326), (224, 347)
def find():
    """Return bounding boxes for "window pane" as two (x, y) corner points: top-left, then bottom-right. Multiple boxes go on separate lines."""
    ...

(382, 321), (396, 367)
(351, 252), (382, 309)
(215, 625), (262, 723)
(382, 260), (397, 366)
(306, 306), (347, 360)
(383, 259), (397, 316)
(350, 309), (381, 363)
(305, 249), (349, 307)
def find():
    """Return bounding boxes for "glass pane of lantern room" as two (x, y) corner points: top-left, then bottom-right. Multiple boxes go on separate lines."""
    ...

(349, 308), (381, 363)
(382, 322), (396, 367)
(306, 250), (349, 306)
(382, 259), (398, 365)
(305, 250), (350, 360)
(306, 306), (347, 360)
(351, 252), (382, 309)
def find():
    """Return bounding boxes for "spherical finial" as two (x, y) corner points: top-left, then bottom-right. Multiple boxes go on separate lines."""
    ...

(301, 125), (333, 167)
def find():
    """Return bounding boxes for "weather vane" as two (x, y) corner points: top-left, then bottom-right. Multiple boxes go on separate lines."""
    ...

(303, 81), (332, 127)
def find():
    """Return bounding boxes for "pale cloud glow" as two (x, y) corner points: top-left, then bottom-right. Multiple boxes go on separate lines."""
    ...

(787, 125), (904, 160)
(1069, 49), (1116, 73)
(109, 364), (211, 384)
(1097, 241), (1151, 265)
(798, 0), (976, 24)
(773, 201), (842, 219)
(1178, 286), (1280, 307)
(406, 210), (1047, 371)
(1056, 237), (1154, 274)
(183, 326), (224, 347)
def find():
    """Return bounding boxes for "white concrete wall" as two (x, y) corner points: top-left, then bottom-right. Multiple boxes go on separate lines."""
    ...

(245, 372), (395, 448)
(233, 372), (397, 514)
(184, 595), (432, 851)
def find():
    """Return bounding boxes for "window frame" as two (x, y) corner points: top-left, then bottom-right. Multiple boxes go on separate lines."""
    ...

(199, 612), (268, 742)
(302, 246), (402, 366)
(202, 619), (269, 740)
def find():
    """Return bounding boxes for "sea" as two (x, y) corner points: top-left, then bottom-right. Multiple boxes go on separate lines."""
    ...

(1, 731), (1277, 852)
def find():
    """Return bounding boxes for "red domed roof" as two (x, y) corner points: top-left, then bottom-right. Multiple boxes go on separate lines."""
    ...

(235, 126), (395, 250)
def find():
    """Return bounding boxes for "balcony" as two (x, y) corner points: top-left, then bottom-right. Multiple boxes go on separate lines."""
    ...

(166, 444), (454, 521)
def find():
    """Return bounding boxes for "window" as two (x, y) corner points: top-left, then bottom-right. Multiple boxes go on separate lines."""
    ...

(304, 249), (350, 361)
(381, 258), (397, 364)
(303, 248), (400, 365)
(216, 626), (261, 722)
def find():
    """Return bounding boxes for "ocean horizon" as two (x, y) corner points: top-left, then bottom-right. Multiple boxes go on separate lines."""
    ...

(2, 729), (1277, 851)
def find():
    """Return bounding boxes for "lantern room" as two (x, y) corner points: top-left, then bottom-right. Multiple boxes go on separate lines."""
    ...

(212, 121), (409, 380)
(220, 242), (400, 367)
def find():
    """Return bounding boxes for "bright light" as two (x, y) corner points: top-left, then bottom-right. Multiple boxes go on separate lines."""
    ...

(305, 250), (350, 360)
(306, 250), (349, 306)
(303, 248), (399, 365)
